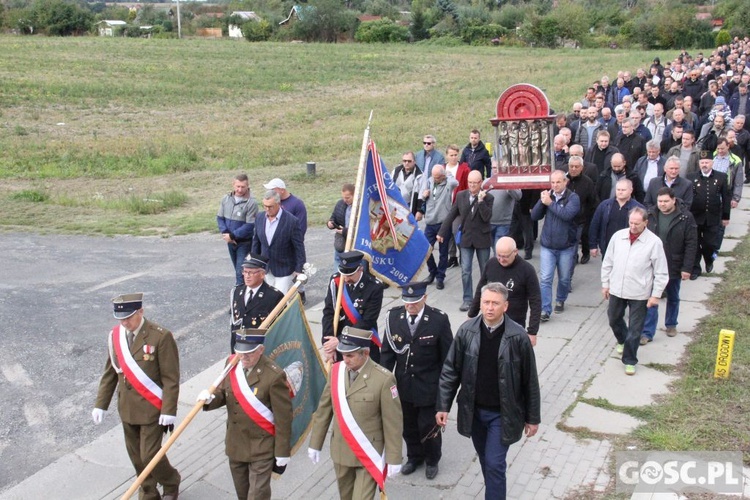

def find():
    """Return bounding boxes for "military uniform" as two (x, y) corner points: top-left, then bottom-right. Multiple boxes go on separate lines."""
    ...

(205, 353), (292, 500)
(230, 281), (284, 351)
(321, 271), (384, 363)
(380, 303), (452, 474)
(690, 168), (731, 274)
(94, 295), (181, 500)
(309, 355), (403, 500)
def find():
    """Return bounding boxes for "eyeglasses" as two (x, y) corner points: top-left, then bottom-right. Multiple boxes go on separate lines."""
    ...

(423, 142), (433, 145)
(242, 269), (263, 275)
(420, 424), (445, 443)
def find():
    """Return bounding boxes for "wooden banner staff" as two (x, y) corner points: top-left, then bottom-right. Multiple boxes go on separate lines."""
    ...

(329, 111), (373, 369)
(120, 273), (310, 500)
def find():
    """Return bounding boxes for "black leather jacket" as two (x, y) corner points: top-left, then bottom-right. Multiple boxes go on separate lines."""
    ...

(436, 315), (541, 445)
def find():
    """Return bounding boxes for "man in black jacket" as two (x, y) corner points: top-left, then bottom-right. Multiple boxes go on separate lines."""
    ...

(381, 282), (453, 480)
(461, 129), (492, 178)
(614, 118), (647, 172)
(597, 153), (645, 203)
(468, 237), (541, 346)
(436, 282), (540, 500)
(566, 155), (598, 264)
(642, 188), (698, 343)
(326, 183), (355, 265)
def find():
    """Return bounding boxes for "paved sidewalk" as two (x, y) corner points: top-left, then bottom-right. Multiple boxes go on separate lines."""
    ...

(3, 195), (750, 500)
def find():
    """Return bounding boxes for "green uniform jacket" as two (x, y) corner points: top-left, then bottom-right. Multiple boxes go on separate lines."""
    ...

(205, 355), (292, 462)
(95, 319), (180, 424)
(309, 358), (403, 467)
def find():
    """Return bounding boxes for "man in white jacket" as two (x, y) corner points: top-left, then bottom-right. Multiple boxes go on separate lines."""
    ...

(601, 206), (669, 376)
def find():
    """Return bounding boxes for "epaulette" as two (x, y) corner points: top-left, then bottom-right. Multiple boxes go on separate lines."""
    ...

(373, 363), (391, 375)
(373, 277), (383, 285)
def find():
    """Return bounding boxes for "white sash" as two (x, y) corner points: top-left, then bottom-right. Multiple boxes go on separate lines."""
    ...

(112, 325), (163, 411)
(230, 362), (276, 435)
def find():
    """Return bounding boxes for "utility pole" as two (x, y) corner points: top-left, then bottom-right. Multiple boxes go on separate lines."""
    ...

(174, 0), (182, 39)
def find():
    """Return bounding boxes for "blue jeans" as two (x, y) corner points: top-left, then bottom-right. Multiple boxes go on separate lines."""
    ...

(471, 407), (510, 500)
(460, 246), (490, 303)
(539, 245), (576, 314)
(228, 242), (251, 286)
(424, 223), (449, 281)
(608, 294), (648, 365)
(491, 224), (511, 253)
(642, 277), (682, 339)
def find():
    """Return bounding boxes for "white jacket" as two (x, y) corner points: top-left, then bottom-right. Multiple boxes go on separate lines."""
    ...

(601, 228), (669, 300)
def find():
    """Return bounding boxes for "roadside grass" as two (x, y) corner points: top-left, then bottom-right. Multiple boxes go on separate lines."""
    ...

(0, 36), (665, 234)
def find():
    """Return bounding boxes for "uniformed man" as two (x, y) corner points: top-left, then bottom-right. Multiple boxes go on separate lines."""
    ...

(380, 282), (453, 480)
(689, 151), (731, 279)
(321, 250), (384, 364)
(198, 328), (293, 500)
(308, 327), (403, 500)
(231, 254), (284, 352)
(92, 293), (181, 500)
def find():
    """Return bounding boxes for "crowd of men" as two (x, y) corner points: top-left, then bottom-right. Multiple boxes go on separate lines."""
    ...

(88, 44), (749, 500)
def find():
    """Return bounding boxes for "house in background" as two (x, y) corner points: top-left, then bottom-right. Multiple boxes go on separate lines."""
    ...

(97, 20), (127, 37)
(228, 11), (261, 38)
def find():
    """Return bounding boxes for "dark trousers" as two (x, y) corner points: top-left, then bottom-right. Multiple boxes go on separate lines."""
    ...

(402, 400), (442, 466)
(694, 222), (721, 272)
(607, 294), (648, 366)
(471, 407), (510, 500)
(424, 223), (449, 281)
(123, 422), (181, 500)
(511, 206), (535, 253)
(229, 457), (273, 500)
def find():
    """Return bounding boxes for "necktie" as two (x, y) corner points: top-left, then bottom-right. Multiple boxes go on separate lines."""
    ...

(126, 330), (134, 348)
(409, 314), (417, 325)
(245, 289), (253, 305)
(409, 314), (418, 335)
(349, 370), (358, 385)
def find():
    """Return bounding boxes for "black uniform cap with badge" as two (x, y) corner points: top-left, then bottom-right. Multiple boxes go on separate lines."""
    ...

(242, 253), (269, 270)
(336, 326), (373, 353)
(112, 293), (144, 319)
(700, 149), (713, 160)
(400, 281), (428, 304)
(338, 250), (365, 275)
(234, 327), (268, 353)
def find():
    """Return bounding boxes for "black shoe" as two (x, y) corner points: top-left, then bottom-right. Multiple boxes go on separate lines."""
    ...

(299, 291), (306, 305)
(401, 460), (422, 475)
(436, 280), (445, 290)
(426, 464), (439, 479)
(690, 271), (700, 280)
(459, 301), (471, 312)
(540, 312), (550, 322)
(580, 253), (590, 264)
(554, 302), (564, 313)
(524, 251), (533, 260)
(447, 257), (459, 269)
(425, 272), (436, 285)
(706, 262), (714, 273)
(574, 253), (579, 264)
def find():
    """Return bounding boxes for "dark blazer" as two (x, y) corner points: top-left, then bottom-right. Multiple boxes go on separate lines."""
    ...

(95, 319), (180, 424)
(633, 155), (666, 187)
(380, 304), (453, 407)
(231, 282), (284, 349)
(690, 170), (732, 225)
(438, 190), (494, 249)
(596, 168), (645, 204)
(252, 209), (306, 277)
(644, 175), (694, 209)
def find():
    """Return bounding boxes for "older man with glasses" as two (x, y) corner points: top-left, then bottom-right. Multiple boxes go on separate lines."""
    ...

(417, 134), (446, 194)
(392, 151), (422, 214)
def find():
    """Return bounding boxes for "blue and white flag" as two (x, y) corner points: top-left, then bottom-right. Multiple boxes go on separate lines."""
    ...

(350, 140), (430, 287)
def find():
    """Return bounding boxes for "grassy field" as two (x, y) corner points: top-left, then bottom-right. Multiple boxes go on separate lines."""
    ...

(0, 36), (663, 235)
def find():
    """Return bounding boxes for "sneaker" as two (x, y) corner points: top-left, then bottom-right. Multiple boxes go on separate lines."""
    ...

(554, 302), (565, 313)
(540, 312), (550, 322)
(616, 343), (624, 354)
(436, 280), (445, 290)
(640, 336), (651, 345)
(624, 364), (636, 376)
(447, 257), (459, 269)
(665, 327), (677, 337)
(459, 301), (471, 312)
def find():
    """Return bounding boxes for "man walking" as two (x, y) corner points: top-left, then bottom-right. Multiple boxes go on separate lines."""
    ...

(590, 179), (645, 258)
(436, 283), (540, 500)
(461, 129), (493, 178)
(531, 170), (580, 321)
(217, 174), (259, 285)
(309, 327), (403, 500)
(381, 282), (453, 480)
(641, 188), (698, 344)
(601, 207), (669, 375)
(92, 293), (181, 500)
(198, 328), (292, 500)
(417, 164), (458, 289)
(392, 152), (422, 214)
(438, 170), (494, 312)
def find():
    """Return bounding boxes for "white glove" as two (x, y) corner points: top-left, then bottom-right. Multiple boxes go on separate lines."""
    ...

(308, 448), (320, 464)
(275, 457), (290, 467)
(387, 464), (402, 477)
(91, 408), (106, 425)
(159, 414), (176, 426)
(196, 390), (215, 404)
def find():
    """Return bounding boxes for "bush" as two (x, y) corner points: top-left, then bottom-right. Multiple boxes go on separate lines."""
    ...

(715, 28), (731, 47)
(29, 0), (93, 36)
(461, 23), (508, 45)
(291, 0), (358, 42)
(244, 20), (273, 42)
(355, 19), (409, 43)
(493, 4), (527, 30)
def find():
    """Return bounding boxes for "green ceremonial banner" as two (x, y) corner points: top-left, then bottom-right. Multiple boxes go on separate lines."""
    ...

(265, 294), (327, 454)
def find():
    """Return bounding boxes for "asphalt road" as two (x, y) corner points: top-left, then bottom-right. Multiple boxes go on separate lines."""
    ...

(0, 228), (340, 491)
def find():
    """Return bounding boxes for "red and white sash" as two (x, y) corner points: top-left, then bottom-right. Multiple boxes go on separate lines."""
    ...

(111, 326), (163, 411)
(229, 362), (276, 435)
(330, 362), (386, 490)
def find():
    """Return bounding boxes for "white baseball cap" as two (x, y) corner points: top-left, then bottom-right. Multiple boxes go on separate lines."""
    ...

(263, 178), (286, 190)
